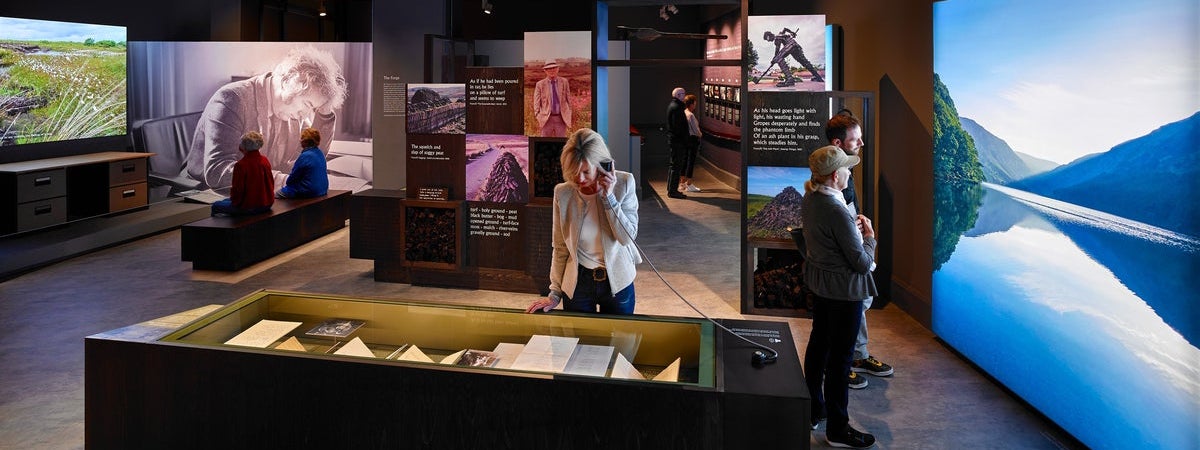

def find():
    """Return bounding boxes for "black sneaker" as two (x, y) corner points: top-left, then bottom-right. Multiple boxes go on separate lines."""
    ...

(848, 371), (868, 389)
(852, 356), (894, 377)
(826, 425), (876, 449)
(811, 410), (826, 429)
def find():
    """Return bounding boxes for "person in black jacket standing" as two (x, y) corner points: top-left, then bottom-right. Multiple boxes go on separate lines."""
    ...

(825, 110), (895, 391)
(665, 87), (689, 199)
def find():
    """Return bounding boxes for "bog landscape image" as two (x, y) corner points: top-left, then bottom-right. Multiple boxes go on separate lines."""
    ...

(465, 134), (529, 203)
(0, 17), (126, 146)
(934, 1), (1198, 448)
(745, 165), (811, 240)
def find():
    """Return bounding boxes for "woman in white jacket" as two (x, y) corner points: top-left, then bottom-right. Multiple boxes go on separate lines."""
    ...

(527, 129), (641, 314)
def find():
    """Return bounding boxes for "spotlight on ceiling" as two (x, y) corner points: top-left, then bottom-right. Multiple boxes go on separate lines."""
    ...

(482, 0), (494, 15)
(318, 0), (327, 17)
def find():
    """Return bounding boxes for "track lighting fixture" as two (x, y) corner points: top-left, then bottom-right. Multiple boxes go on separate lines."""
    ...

(318, 0), (327, 17)
(482, 0), (493, 15)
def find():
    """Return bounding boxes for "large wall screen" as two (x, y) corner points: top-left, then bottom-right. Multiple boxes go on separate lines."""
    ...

(0, 16), (126, 148)
(933, 1), (1199, 448)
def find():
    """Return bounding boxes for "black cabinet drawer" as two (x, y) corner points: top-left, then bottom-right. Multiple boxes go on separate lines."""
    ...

(16, 169), (67, 203)
(16, 196), (68, 232)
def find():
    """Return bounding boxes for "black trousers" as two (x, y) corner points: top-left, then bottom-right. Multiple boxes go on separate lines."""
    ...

(804, 295), (864, 432)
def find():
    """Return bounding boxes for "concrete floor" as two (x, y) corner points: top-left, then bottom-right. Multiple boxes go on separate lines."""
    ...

(0, 130), (1084, 449)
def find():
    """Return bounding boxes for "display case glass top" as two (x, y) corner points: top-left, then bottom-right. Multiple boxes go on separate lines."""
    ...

(160, 290), (716, 387)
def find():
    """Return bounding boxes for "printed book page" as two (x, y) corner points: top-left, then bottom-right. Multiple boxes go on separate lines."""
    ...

(491, 343), (525, 369)
(562, 345), (615, 377)
(509, 335), (579, 373)
(224, 320), (302, 348)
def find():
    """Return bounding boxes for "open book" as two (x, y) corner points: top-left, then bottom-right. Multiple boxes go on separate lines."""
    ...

(175, 189), (225, 204)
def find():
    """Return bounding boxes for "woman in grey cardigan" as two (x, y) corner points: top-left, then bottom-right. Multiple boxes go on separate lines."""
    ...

(526, 129), (641, 315)
(801, 145), (878, 449)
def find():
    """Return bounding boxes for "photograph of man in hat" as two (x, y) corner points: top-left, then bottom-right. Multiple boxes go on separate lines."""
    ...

(532, 59), (572, 137)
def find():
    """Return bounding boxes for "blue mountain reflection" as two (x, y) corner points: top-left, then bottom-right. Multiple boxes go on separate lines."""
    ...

(933, 182), (1200, 450)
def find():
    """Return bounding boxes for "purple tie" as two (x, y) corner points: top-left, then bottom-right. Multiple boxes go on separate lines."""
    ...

(550, 78), (560, 114)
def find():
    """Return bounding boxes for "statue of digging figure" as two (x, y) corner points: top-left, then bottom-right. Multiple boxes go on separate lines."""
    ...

(764, 28), (825, 87)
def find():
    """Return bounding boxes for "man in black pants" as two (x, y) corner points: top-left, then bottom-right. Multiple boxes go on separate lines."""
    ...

(664, 87), (689, 199)
(826, 110), (895, 390)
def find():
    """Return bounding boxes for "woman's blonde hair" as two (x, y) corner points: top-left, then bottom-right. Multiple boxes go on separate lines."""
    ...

(560, 128), (612, 184)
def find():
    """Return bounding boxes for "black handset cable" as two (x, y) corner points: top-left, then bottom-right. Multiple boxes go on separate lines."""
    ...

(601, 174), (779, 364)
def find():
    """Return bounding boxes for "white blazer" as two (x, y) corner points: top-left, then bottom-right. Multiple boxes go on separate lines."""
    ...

(548, 171), (641, 299)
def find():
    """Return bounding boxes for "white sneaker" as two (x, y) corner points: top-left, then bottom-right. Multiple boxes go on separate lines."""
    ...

(685, 183), (701, 192)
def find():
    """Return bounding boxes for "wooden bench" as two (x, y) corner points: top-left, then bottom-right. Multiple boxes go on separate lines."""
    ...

(181, 190), (350, 271)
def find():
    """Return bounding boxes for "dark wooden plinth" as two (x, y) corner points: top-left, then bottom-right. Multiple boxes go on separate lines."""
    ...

(181, 190), (349, 271)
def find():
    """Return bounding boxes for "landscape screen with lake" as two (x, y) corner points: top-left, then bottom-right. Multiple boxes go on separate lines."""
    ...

(0, 17), (126, 147)
(934, 1), (1198, 448)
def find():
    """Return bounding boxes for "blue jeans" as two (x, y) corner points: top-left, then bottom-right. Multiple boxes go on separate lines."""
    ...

(564, 265), (635, 314)
(211, 199), (270, 216)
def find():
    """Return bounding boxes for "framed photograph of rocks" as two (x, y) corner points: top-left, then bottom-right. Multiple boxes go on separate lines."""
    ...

(529, 137), (566, 205)
(400, 200), (463, 270)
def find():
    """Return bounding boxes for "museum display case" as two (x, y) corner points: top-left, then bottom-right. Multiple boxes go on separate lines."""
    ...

(162, 290), (715, 384)
(86, 290), (810, 449)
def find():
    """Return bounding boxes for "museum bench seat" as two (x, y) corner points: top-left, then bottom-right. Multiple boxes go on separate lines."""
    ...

(181, 190), (350, 271)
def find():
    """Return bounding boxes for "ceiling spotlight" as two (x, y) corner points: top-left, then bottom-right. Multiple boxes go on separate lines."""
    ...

(482, 0), (493, 15)
(318, 1), (327, 17)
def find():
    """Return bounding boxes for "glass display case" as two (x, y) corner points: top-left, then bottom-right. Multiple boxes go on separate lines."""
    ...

(160, 290), (716, 386)
(87, 290), (809, 449)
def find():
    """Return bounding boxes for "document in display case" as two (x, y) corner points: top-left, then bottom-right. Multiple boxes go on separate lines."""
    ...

(86, 290), (810, 449)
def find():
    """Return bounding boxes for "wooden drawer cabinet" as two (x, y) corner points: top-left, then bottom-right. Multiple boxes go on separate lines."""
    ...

(0, 152), (153, 235)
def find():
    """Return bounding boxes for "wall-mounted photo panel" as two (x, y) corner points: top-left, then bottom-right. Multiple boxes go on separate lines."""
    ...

(406, 133), (465, 201)
(745, 165), (811, 242)
(747, 15), (827, 92)
(934, 1), (1200, 448)
(523, 31), (591, 138)
(0, 16), (126, 148)
(465, 134), (529, 203)
(406, 83), (466, 134)
(529, 138), (566, 204)
(466, 67), (524, 135)
(127, 41), (373, 193)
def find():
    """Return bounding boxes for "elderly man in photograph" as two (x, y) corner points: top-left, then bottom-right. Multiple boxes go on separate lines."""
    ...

(187, 45), (348, 191)
(533, 60), (572, 138)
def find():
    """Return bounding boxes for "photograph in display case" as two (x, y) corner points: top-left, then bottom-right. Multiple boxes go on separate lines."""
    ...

(465, 134), (530, 203)
(305, 318), (366, 338)
(456, 349), (502, 368)
(407, 83), (466, 134)
(524, 31), (592, 138)
(747, 15), (827, 92)
(934, 0), (1200, 448)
